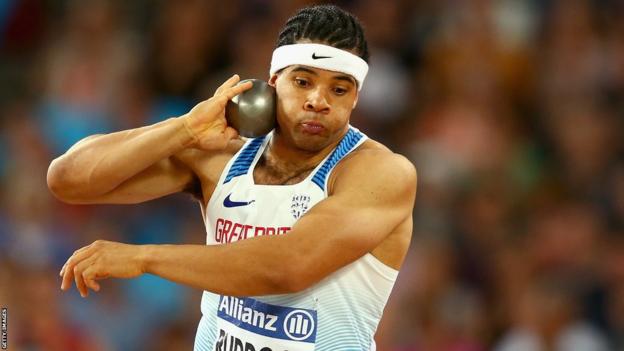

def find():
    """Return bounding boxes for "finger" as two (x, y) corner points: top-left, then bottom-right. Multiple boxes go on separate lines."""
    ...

(82, 265), (102, 292)
(224, 80), (253, 100)
(211, 80), (253, 110)
(73, 257), (96, 297)
(61, 247), (96, 290)
(62, 251), (93, 293)
(223, 126), (239, 140)
(74, 266), (87, 297)
(61, 254), (87, 291)
(215, 74), (241, 95)
(60, 243), (95, 277)
(61, 265), (73, 291)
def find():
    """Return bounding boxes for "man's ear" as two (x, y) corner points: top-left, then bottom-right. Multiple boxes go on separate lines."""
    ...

(352, 92), (359, 109)
(268, 73), (279, 87)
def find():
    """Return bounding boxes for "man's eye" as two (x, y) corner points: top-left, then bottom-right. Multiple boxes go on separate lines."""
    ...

(334, 87), (347, 95)
(295, 78), (309, 87)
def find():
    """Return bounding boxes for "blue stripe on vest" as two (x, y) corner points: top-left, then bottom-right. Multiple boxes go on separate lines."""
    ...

(311, 128), (364, 190)
(223, 136), (266, 184)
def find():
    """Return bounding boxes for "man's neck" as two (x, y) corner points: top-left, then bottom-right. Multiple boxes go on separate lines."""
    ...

(262, 130), (345, 175)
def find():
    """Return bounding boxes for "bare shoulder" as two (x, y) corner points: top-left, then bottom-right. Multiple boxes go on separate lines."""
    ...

(172, 138), (245, 182)
(173, 138), (244, 162)
(328, 139), (417, 195)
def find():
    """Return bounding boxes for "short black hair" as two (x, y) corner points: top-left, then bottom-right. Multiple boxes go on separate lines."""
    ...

(276, 5), (370, 63)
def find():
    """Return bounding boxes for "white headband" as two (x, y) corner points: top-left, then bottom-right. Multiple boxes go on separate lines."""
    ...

(269, 43), (369, 91)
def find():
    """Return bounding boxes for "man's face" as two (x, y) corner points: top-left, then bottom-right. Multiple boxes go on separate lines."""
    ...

(269, 65), (359, 152)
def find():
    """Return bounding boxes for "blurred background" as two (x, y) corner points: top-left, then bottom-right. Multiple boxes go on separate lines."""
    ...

(0, 0), (623, 350)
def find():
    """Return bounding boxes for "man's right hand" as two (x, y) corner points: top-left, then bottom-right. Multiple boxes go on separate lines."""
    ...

(182, 74), (253, 150)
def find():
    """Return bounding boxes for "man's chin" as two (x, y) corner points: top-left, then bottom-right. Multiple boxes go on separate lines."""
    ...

(293, 139), (328, 153)
(292, 133), (331, 152)
(275, 125), (335, 152)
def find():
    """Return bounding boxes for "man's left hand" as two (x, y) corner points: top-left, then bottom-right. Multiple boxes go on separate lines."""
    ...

(59, 240), (145, 297)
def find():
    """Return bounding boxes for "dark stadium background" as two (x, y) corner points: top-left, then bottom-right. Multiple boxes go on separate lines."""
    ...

(0, 0), (623, 350)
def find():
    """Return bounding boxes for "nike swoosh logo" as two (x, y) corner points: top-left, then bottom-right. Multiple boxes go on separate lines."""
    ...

(223, 194), (255, 208)
(312, 53), (332, 60)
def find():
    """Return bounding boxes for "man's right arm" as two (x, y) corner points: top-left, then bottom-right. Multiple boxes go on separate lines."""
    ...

(47, 74), (253, 205)
(47, 117), (198, 204)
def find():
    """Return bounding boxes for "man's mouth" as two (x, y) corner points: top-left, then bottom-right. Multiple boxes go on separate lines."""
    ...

(300, 121), (325, 135)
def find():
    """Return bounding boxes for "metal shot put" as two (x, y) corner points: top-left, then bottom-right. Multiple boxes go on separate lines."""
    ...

(226, 79), (276, 138)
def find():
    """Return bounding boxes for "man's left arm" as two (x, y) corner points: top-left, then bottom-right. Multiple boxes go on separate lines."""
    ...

(60, 151), (417, 297)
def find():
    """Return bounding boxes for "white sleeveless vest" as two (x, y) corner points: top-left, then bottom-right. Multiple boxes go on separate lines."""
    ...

(194, 126), (399, 351)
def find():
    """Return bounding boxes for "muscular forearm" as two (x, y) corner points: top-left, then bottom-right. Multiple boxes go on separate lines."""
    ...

(60, 236), (305, 298)
(141, 237), (300, 296)
(48, 117), (195, 198)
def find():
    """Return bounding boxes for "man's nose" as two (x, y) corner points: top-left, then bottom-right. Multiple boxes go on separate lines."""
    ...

(303, 88), (330, 114)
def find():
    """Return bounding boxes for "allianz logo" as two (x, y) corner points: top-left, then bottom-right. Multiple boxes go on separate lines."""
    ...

(219, 297), (278, 331)
(283, 310), (315, 341)
(218, 297), (316, 340)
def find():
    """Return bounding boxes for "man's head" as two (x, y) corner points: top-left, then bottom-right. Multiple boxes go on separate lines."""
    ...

(268, 5), (370, 152)
(275, 5), (369, 63)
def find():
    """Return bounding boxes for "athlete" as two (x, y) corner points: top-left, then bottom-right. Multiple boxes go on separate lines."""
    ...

(48, 5), (416, 351)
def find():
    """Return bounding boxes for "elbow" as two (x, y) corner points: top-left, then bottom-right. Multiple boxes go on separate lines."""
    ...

(272, 260), (315, 294)
(47, 157), (83, 203)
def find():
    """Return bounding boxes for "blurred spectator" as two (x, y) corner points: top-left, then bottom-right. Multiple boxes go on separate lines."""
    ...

(37, 0), (138, 153)
(496, 277), (610, 351)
